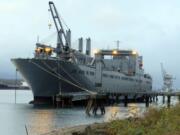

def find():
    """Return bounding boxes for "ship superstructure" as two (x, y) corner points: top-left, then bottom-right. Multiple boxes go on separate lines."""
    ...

(11, 1), (152, 102)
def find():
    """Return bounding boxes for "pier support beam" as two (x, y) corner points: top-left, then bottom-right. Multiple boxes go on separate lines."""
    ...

(86, 95), (106, 116)
(155, 95), (158, 102)
(52, 96), (56, 107)
(124, 95), (128, 107)
(167, 95), (171, 108)
(149, 96), (152, 103)
(133, 95), (137, 102)
(162, 95), (165, 104)
(116, 95), (119, 103)
(152, 96), (155, 102)
(145, 95), (149, 107)
(56, 95), (73, 108)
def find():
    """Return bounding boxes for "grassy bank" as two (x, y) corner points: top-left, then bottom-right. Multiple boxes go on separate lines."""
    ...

(106, 104), (180, 135)
(43, 104), (180, 135)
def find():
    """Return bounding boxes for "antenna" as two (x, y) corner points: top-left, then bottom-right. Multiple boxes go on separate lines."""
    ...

(117, 40), (120, 50)
(48, 9), (52, 29)
(48, 23), (52, 29)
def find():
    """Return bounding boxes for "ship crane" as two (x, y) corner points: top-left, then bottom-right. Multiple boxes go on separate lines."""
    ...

(161, 63), (174, 92)
(48, 1), (70, 55)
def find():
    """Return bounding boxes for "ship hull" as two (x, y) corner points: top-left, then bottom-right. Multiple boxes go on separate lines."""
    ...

(11, 58), (152, 98)
(11, 58), (95, 97)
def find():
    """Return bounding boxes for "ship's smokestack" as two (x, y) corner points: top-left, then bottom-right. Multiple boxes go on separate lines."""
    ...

(78, 37), (83, 53)
(66, 29), (71, 48)
(86, 38), (91, 56)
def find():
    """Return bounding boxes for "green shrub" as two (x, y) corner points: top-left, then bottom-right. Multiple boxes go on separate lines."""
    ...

(106, 104), (180, 135)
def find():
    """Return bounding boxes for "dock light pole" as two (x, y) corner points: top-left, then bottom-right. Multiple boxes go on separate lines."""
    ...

(15, 68), (18, 104)
(25, 125), (29, 135)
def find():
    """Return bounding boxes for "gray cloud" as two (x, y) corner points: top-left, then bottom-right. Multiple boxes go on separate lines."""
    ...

(0, 0), (180, 89)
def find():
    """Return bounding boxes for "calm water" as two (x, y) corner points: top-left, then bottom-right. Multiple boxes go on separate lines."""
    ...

(0, 90), (179, 135)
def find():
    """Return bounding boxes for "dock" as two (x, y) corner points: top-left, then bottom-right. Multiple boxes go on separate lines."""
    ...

(104, 91), (180, 106)
(84, 91), (180, 115)
(49, 90), (180, 115)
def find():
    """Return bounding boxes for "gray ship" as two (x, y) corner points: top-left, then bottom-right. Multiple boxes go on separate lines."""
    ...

(11, 1), (152, 102)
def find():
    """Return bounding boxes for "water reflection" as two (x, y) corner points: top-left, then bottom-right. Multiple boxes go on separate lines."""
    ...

(127, 104), (140, 118)
(150, 96), (179, 108)
(105, 106), (119, 121)
(104, 103), (145, 121)
(29, 109), (55, 135)
(0, 90), (179, 135)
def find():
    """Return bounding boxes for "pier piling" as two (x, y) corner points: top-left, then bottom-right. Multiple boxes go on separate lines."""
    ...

(162, 95), (165, 104)
(155, 95), (158, 102)
(30, 91), (180, 111)
(25, 125), (29, 135)
(167, 95), (171, 108)
(86, 95), (106, 116)
(152, 96), (155, 102)
(116, 95), (119, 103)
(145, 95), (149, 107)
(55, 95), (73, 108)
(124, 95), (128, 107)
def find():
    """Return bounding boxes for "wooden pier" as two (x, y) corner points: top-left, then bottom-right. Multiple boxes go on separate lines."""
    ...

(85, 91), (180, 115)
(38, 91), (180, 115)
(103, 91), (180, 107)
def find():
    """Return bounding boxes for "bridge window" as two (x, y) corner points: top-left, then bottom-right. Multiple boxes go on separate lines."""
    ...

(103, 74), (108, 77)
(90, 71), (94, 76)
(129, 78), (134, 81)
(110, 75), (114, 78)
(122, 77), (128, 80)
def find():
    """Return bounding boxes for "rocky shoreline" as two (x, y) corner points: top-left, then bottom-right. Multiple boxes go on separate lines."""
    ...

(41, 123), (108, 135)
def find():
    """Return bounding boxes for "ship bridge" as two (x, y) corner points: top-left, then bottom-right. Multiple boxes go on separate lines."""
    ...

(93, 49), (144, 88)
(94, 49), (138, 56)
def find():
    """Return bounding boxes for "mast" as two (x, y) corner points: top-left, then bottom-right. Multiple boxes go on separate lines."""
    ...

(161, 63), (166, 79)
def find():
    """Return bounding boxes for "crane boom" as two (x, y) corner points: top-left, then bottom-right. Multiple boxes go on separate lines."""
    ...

(48, 1), (69, 52)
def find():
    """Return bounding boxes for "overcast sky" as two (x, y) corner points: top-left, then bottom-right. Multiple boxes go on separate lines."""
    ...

(0, 0), (180, 89)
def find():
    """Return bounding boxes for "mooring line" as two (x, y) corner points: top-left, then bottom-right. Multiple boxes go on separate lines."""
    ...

(29, 60), (96, 95)
(42, 60), (82, 87)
